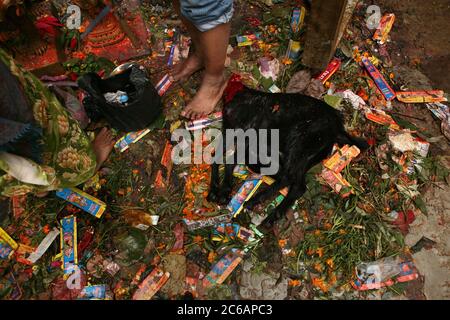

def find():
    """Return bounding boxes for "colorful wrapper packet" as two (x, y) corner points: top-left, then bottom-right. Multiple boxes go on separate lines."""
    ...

(183, 214), (230, 231)
(373, 13), (395, 44)
(12, 195), (26, 220)
(361, 57), (396, 101)
(0, 227), (18, 260)
(290, 7), (306, 33)
(203, 248), (244, 288)
(132, 267), (170, 300)
(426, 102), (449, 121)
(60, 215), (77, 277)
(56, 188), (106, 218)
(185, 112), (223, 131)
(286, 39), (301, 60)
(316, 58), (341, 83)
(14, 244), (35, 265)
(353, 260), (418, 291)
(232, 165), (288, 196)
(114, 128), (151, 152)
(155, 74), (173, 96)
(321, 168), (353, 198)
(167, 44), (176, 66)
(236, 33), (261, 47)
(26, 228), (60, 264)
(323, 145), (361, 173)
(227, 179), (263, 217)
(78, 285), (107, 300)
(396, 90), (447, 103)
(212, 223), (256, 243)
(154, 140), (173, 189)
(365, 109), (400, 130)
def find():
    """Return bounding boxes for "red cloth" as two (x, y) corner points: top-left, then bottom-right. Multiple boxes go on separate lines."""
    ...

(223, 73), (244, 104)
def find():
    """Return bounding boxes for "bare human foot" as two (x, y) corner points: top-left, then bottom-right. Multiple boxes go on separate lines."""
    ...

(170, 51), (203, 83)
(181, 73), (228, 119)
(92, 128), (115, 171)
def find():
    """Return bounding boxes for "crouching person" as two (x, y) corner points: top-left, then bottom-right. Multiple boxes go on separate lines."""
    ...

(0, 49), (114, 197)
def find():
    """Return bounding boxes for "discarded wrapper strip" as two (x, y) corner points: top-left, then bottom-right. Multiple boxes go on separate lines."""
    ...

(236, 33), (261, 47)
(426, 102), (449, 121)
(114, 128), (151, 152)
(185, 112), (223, 131)
(167, 44), (176, 66)
(365, 110), (400, 130)
(232, 165), (287, 196)
(316, 58), (341, 84)
(12, 195), (26, 220)
(0, 227), (18, 260)
(203, 248), (244, 288)
(60, 215), (78, 277)
(290, 7), (306, 33)
(26, 228), (60, 264)
(396, 90), (447, 103)
(183, 214), (230, 231)
(321, 168), (353, 198)
(156, 74), (173, 96)
(78, 284), (107, 300)
(212, 223), (256, 243)
(227, 178), (263, 217)
(361, 57), (396, 101)
(373, 13), (395, 44)
(56, 188), (106, 218)
(286, 39), (301, 61)
(353, 260), (418, 291)
(323, 145), (361, 173)
(132, 267), (170, 300)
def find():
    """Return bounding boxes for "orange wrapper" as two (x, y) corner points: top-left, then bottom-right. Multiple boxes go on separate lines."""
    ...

(320, 168), (353, 198)
(365, 110), (400, 130)
(323, 145), (361, 173)
(132, 267), (170, 300)
(373, 13), (395, 44)
(396, 90), (447, 103)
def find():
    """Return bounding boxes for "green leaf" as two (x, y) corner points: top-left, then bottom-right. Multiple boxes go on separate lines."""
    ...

(414, 197), (428, 216)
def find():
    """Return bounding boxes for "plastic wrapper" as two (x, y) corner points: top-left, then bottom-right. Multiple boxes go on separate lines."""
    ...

(132, 267), (170, 300)
(60, 215), (77, 278)
(373, 14), (395, 44)
(202, 248), (244, 288)
(316, 58), (341, 84)
(56, 188), (106, 218)
(0, 227), (18, 260)
(396, 90), (447, 103)
(227, 179), (263, 217)
(361, 57), (396, 101)
(115, 129), (151, 152)
(353, 257), (418, 290)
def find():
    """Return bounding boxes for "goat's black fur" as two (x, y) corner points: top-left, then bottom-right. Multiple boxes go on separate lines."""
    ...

(207, 86), (369, 229)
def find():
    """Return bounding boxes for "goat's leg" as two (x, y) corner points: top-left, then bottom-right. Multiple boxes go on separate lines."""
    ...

(245, 176), (289, 211)
(262, 179), (306, 229)
(207, 162), (221, 203)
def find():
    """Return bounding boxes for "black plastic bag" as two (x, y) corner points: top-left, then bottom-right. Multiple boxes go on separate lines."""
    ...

(78, 66), (162, 132)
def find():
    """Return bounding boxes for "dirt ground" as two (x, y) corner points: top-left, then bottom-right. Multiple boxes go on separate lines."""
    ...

(373, 0), (450, 299)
